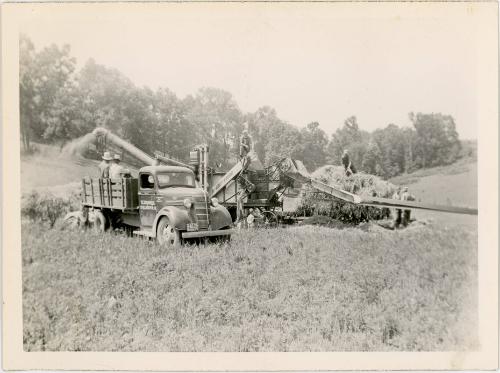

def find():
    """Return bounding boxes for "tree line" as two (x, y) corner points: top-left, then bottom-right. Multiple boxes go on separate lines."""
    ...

(20, 35), (470, 179)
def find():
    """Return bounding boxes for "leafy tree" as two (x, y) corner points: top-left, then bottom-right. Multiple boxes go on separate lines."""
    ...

(264, 121), (302, 165)
(20, 35), (77, 150)
(361, 141), (384, 176)
(372, 124), (407, 177)
(77, 59), (136, 136)
(153, 88), (195, 161)
(42, 88), (86, 147)
(19, 35), (37, 151)
(184, 88), (243, 168)
(296, 122), (328, 171)
(410, 112), (461, 167)
(245, 106), (284, 165)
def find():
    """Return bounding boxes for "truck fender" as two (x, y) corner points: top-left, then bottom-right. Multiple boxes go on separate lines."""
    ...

(152, 206), (190, 237)
(63, 210), (86, 224)
(210, 205), (233, 230)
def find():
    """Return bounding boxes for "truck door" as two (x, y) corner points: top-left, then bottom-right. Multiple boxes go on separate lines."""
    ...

(138, 172), (158, 228)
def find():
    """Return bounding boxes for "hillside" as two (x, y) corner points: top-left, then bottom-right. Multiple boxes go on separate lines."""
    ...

(390, 158), (477, 226)
(21, 143), (138, 194)
(21, 143), (99, 192)
(390, 157), (477, 207)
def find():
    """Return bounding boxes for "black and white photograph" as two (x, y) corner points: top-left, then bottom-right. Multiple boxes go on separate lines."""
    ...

(2, 1), (498, 370)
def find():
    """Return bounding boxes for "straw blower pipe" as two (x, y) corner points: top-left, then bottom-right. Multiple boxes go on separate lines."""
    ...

(92, 127), (192, 169)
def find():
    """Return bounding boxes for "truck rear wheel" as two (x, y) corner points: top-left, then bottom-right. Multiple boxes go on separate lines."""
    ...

(92, 210), (107, 232)
(157, 217), (181, 249)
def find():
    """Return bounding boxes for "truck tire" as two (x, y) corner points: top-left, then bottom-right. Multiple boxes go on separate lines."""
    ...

(157, 217), (181, 249)
(92, 210), (107, 232)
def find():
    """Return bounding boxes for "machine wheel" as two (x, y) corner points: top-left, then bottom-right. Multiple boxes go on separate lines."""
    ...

(91, 210), (107, 232)
(262, 210), (278, 227)
(157, 217), (181, 249)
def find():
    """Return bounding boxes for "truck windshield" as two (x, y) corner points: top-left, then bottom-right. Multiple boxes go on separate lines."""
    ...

(157, 172), (196, 188)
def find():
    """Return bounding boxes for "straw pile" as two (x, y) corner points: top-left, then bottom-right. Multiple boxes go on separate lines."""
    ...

(296, 165), (397, 224)
(61, 133), (97, 158)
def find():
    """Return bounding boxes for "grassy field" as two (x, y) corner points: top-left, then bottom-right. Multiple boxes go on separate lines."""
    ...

(23, 222), (478, 352)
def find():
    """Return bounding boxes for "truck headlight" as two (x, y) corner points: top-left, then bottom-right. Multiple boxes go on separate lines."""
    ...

(183, 198), (192, 209)
(211, 197), (219, 207)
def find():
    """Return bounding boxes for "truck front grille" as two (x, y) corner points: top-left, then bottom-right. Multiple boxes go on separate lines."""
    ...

(192, 196), (209, 230)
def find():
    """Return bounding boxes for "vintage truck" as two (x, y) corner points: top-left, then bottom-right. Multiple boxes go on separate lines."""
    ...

(64, 128), (233, 248)
(65, 165), (233, 248)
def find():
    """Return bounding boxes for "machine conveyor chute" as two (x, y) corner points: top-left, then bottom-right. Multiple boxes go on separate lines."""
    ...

(277, 158), (478, 216)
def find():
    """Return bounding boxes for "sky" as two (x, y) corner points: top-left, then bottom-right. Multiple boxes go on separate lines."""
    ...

(22, 3), (479, 139)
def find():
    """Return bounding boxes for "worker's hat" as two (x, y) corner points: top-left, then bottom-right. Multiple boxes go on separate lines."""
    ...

(114, 154), (121, 161)
(242, 129), (249, 134)
(102, 151), (113, 161)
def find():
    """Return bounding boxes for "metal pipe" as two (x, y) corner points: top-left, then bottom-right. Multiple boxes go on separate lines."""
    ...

(92, 127), (155, 166)
(154, 154), (193, 170)
(204, 146), (208, 193)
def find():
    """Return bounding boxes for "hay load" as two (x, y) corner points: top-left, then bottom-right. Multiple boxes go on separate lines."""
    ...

(296, 165), (397, 224)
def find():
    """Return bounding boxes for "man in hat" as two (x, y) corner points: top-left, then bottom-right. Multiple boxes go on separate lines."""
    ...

(240, 129), (252, 159)
(109, 154), (124, 179)
(98, 151), (112, 178)
(240, 128), (253, 170)
(392, 186), (402, 229)
(246, 208), (256, 229)
(341, 149), (357, 176)
(400, 186), (415, 227)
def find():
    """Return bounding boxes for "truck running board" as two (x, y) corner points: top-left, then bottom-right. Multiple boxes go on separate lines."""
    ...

(133, 230), (155, 238)
(182, 229), (234, 239)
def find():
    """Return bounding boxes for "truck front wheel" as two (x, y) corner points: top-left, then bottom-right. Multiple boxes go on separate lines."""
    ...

(156, 217), (181, 249)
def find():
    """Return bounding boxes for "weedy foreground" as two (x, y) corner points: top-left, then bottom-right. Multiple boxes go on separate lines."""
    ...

(23, 222), (477, 351)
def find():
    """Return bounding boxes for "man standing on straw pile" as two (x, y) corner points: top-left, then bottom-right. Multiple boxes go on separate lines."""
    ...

(341, 149), (357, 176)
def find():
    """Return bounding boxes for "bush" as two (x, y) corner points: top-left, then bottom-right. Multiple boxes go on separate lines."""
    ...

(21, 190), (79, 228)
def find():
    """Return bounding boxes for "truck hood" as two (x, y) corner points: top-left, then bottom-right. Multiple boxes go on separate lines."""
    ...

(157, 187), (208, 200)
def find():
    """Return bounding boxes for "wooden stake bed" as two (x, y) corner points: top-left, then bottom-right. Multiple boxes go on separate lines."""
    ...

(82, 178), (139, 210)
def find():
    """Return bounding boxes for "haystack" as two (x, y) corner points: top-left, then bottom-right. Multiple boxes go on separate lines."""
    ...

(296, 165), (397, 224)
